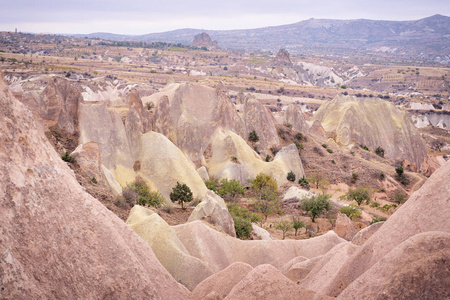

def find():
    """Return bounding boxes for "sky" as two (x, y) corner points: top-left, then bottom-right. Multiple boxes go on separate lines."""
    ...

(1, 0), (449, 35)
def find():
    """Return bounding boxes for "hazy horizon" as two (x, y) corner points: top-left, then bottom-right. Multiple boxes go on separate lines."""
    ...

(1, 0), (449, 35)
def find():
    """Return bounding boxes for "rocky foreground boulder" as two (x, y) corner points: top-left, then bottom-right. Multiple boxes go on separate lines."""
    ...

(313, 94), (428, 170)
(0, 74), (189, 299)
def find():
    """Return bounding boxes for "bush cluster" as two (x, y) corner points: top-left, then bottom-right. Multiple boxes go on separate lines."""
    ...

(339, 204), (362, 220)
(126, 178), (165, 208)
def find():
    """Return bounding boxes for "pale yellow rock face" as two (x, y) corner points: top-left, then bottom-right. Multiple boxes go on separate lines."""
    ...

(207, 129), (305, 185)
(137, 131), (208, 201)
(78, 102), (207, 202)
(313, 95), (427, 170)
(126, 206), (213, 291)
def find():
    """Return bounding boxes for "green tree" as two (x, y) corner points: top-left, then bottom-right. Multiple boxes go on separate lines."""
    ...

(287, 171), (296, 182)
(347, 186), (372, 206)
(227, 203), (261, 239)
(248, 130), (259, 143)
(251, 173), (278, 198)
(299, 194), (332, 222)
(339, 204), (362, 220)
(275, 220), (292, 239)
(217, 179), (245, 201)
(292, 216), (306, 236)
(170, 182), (193, 209)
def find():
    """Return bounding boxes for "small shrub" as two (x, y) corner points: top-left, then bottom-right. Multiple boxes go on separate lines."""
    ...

(380, 204), (397, 212)
(370, 217), (387, 225)
(270, 147), (279, 156)
(331, 159), (336, 164)
(395, 166), (404, 177)
(127, 179), (165, 208)
(392, 191), (407, 204)
(322, 144), (327, 148)
(375, 146), (385, 158)
(91, 177), (97, 184)
(287, 171), (296, 182)
(248, 130), (259, 143)
(233, 217), (252, 239)
(296, 132), (304, 140)
(145, 102), (155, 110)
(61, 151), (74, 163)
(277, 128), (285, 138)
(327, 148), (333, 153)
(370, 202), (380, 208)
(339, 204), (362, 220)
(205, 178), (219, 193)
(298, 176), (310, 190)
(379, 172), (385, 180)
(351, 173), (359, 184)
(284, 123), (292, 128)
(295, 141), (304, 150)
(265, 155), (272, 162)
(361, 145), (369, 151)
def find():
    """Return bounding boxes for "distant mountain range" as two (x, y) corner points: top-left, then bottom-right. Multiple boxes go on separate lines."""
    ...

(75, 15), (450, 63)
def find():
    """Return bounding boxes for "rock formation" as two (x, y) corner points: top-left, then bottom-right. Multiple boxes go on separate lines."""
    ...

(313, 94), (427, 170)
(301, 159), (450, 298)
(126, 206), (213, 290)
(0, 74), (189, 299)
(334, 213), (357, 241)
(78, 101), (207, 201)
(70, 141), (109, 188)
(150, 82), (245, 162)
(272, 48), (292, 66)
(188, 190), (236, 237)
(207, 129), (304, 185)
(193, 32), (218, 49)
(191, 262), (253, 300)
(284, 103), (309, 133)
(224, 264), (330, 300)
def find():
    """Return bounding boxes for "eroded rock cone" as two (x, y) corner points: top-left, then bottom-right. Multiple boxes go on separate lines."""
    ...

(0, 73), (189, 299)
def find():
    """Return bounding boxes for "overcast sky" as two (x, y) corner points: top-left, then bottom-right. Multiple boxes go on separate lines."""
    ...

(1, 0), (449, 35)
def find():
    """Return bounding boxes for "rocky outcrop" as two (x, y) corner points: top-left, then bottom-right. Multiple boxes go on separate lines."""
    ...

(151, 83), (245, 161)
(191, 262), (253, 300)
(313, 95), (427, 170)
(224, 264), (330, 300)
(78, 101), (208, 201)
(272, 48), (292, 66)
(193, 32), (218, 49)
(251, 224), (274, 240)
(39, 77), (82, 133)
(127, 88), (152, 133)
(70, 141), (109, 188)
(334, 213), (356, 241)
(338, 232), (450, 300)
(285, 103), (309, 133)
(126, 206), (213, 290)
(351, 221), (384, 246)
(283, 186), (314, 202)
(0, 74), (189, 299)
(301, 160), (450, 298)
(243, 96), (280, 152)
(207, 129), (304, 185)
(188, 190), (236, 237)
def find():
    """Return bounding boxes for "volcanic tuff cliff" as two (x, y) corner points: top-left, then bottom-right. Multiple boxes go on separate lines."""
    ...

(313, 94), (428, 170)
(0, 74), (189, 299)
